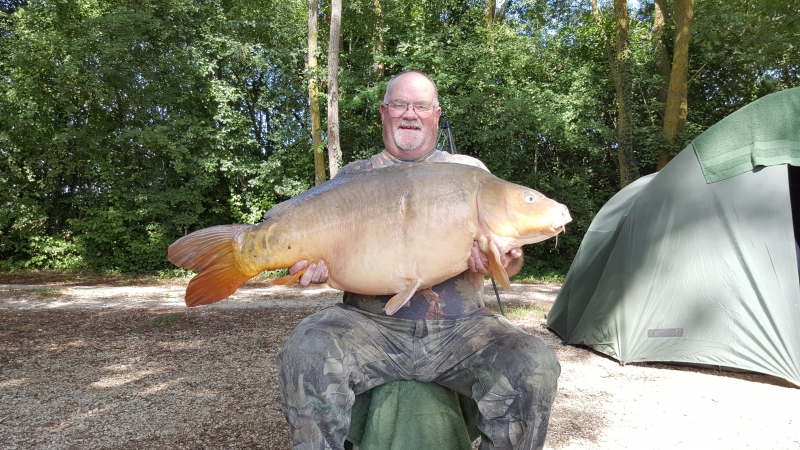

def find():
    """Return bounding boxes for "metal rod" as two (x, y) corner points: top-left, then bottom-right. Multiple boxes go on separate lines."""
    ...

(491, 278), (506, 317)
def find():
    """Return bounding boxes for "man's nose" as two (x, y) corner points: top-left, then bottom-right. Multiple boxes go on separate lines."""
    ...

(401, 104), (419, 118)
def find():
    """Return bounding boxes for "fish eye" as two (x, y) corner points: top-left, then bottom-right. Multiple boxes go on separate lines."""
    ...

(524, 194), (536, 203)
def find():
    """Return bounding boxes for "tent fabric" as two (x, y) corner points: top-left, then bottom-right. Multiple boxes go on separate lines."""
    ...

(548, 88), (800, 386)
(694, 86), (800, 183)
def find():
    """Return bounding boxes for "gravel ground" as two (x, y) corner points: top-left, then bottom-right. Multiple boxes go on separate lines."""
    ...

(1, 282), (798, 449)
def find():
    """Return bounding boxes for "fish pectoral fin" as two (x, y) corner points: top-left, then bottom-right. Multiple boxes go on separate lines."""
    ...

(486, 239), (511, 291)
(273, 267), (306, 286)
(384, 278), (423, 316)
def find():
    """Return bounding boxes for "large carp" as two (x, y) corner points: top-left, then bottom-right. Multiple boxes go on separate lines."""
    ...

(168, 162), (571, 314)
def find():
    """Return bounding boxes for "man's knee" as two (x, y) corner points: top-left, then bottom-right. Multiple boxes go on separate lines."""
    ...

(508, 334), (560, 394)
(278, 308), (352, 363)
(484, 324), (560, 381)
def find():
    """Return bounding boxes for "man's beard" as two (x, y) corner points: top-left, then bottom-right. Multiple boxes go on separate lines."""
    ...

(393, 120), (424, 151)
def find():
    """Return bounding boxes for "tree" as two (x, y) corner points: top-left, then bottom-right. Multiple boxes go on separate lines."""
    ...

(484, 0), (509, 28)
(652, 0), (671, 109)
(326, 0), (342, 177)
(372, 0), (385, 79)
(594, 0), (639, 188)
(0, 0), (310, 271)
(686, 0), (799, 124)
(308, 0), (326, 185)
(0, 0), (26, 14)
(2, 0), (797, 278)
(657, 0), (694, 170)
(612, 0), (638, 187)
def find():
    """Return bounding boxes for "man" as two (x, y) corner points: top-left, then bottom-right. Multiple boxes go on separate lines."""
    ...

(276, 71), (560, 450)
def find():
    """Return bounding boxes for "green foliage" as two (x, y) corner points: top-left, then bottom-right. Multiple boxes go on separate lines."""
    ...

(1, 0), (796, 277)
(1, 0), (309, 272)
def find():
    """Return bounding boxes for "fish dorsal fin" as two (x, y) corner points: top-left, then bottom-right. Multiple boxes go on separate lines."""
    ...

(384, 278), (423, 315)
(478, 236), (511, 291)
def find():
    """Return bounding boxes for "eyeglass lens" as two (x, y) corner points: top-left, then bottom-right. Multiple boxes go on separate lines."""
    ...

(386, 101), (435, 118)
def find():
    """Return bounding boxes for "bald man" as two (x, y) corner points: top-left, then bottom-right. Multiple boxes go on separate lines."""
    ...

(276, 71), (560, 450)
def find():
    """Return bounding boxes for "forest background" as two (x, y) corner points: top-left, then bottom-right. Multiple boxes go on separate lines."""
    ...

(0, 0), (798, 279)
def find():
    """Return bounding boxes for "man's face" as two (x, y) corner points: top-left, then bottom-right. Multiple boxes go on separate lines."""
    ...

(380, 73), (442, 160)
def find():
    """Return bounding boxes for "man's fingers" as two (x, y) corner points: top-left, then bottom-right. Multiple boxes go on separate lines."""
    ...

(469, 242), (491, 275)
(299, 260), (329, 286)
(469, 240), (522, 274)
(289, 260), (308, 275)
(299, 263), (316, 286)
(314, 261), (329, 284)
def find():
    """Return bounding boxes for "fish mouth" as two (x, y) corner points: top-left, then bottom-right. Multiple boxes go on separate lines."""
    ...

(550, 209), (572, 235)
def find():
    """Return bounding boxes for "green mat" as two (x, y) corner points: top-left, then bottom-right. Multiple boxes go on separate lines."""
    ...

(346, 380), (480, 450)
(693, 87), (800, 183)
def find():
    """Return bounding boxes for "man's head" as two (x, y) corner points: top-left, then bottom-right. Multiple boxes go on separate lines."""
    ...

(381, 71), (442, 160)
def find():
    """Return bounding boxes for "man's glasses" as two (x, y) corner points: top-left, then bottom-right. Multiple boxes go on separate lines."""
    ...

(384, 101), (437, 118)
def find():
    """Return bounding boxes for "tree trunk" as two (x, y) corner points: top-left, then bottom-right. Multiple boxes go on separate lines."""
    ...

(308, 0), (326, 185)
(327, 0), (342, 178)
(593, 0), (616, 82)
(484, 0), (508, 28)
(593, 0), (638, 188)
(613, 0), (637, 188)
(653, 0), (671, 110)
(373, 0), (384, 79)
(658, 0), (694, 170)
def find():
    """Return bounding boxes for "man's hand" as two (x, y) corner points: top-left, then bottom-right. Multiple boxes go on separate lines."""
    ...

(467, 242), (523, 277)
(289, 260), (329, 287)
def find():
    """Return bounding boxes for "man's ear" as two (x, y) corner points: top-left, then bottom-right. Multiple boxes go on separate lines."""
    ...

(432, 106), (442, 128)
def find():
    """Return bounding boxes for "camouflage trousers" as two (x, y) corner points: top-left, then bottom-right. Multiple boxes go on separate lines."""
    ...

(276, 304), (560, 450)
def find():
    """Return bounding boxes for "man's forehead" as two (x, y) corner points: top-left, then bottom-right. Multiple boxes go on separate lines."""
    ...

(387, 74), (436, 96)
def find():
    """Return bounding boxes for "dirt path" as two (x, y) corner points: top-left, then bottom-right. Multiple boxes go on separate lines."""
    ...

(1, 283), (798, 449)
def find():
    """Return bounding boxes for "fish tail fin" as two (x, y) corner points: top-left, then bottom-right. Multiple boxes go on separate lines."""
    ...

(168, 225), (256, 307)
(273, 268), (306, 286)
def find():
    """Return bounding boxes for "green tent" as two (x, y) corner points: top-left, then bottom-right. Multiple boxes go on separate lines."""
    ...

(547, 87), (800, 386)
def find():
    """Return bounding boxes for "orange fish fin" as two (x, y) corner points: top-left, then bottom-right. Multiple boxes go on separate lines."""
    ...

(385, 278), (423, 316)
(184, 264), (254, 307)
(486, 239), (511, 291)
(273, 268), (306, 286)
(168, 225), (257, 307)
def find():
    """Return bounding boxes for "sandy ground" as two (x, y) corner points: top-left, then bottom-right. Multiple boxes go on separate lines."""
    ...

(1, 282), (798, 449)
